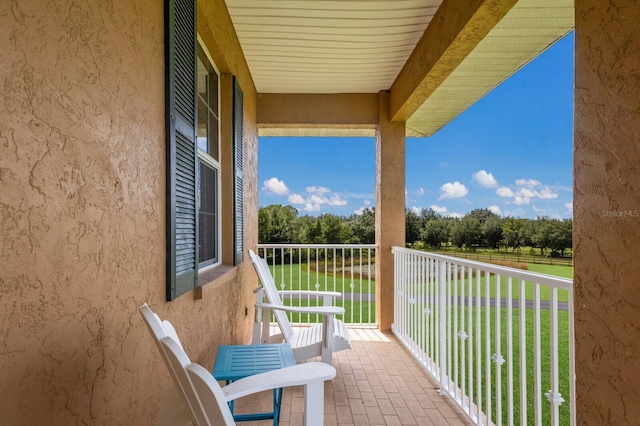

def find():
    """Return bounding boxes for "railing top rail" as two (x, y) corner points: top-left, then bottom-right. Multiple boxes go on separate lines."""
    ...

(257, 243), (378, 249)
(392, 246), (573, 291)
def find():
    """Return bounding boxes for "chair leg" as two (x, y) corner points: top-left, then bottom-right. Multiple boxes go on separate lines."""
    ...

(302, 381), (325, 426)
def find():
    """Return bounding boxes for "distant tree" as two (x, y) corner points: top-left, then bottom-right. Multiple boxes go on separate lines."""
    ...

(450, 217), (482, 249)
(465, 208), (499, 222)
(420, 207), (439, 223)
(482, 217), (503, 249)
(501, 217), (525, 252)
(305, 217), (324, 243)
(557, 219), (573, 257)
(521, 219), (539, 254)
(320, 214), (353, 243)
(420, 218), (451, 248)
(258, 204), (299, 243)
(295, 215), (315, 243)
(405, 209), (422, 245)
(347, 208), (375, 244)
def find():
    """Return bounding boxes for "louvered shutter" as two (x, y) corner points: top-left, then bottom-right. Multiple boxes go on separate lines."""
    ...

(233, 77), (244, 265)
(165, 0), (198, 300)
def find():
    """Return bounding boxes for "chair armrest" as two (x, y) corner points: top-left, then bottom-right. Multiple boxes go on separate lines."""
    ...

(221, 363), (336, 402)
(278, 290), (342, 298)
(255, 302), (345, 316)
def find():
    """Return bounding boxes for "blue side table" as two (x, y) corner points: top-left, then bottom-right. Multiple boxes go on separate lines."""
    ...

(212, 343), (296, 425)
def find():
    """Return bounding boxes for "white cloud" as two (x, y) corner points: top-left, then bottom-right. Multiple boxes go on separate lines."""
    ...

(565, 202), (573, 213)
(290, 186), (349, 212)
(498, 180), (561, 206)
(363, 199), (371, 206)
(303, 203), (320, 212)
(354, 206), (366, 215)
(308, 194), (327, 205)
(327, 194), (347, 206)
(429, 204), (448, 214)
(515, 178), (541, 188)
(439, 181), (468, 200)
(306, 186), (331, 195)
(417, 187), (425, 196)
(488, 205), (502, 215)
(518, 187), (537, 198)
(472, 170), (499, 188)
(496, 187), (515, 197)
(262, 177), (289, 195)
(411, 206), (421, 214)
(532, 205), (546, 213)
(288, 194), (305, 204)
(538, 186), (559, 199)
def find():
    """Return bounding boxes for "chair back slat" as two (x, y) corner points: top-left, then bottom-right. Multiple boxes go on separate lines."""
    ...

(248, 250), (294, 340)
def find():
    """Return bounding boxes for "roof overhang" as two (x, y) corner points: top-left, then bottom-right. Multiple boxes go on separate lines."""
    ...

(224, 0), (574, 138)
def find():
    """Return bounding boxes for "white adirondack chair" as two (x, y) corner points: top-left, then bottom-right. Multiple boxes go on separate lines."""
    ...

(139, 303), (208, 426)
(140, 303), (336, 426)
(248, 249), (352, 365)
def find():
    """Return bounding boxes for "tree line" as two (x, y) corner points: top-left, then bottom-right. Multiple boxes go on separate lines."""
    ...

(259, 205), (573, 257)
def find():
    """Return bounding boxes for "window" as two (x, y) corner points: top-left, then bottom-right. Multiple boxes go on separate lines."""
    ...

(164, 0), (244, 301)
(197, 46), (220, 269)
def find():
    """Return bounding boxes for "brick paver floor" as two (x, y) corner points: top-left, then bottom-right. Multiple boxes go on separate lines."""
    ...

(232, 328), (473, 425)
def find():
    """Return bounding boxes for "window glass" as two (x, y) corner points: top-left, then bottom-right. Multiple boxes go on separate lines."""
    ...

(198, 161), (218, 265)
(196, 44), (221, 268)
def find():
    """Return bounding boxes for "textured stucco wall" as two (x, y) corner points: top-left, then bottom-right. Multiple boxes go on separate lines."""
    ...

(0, 0), (258, 424)
(574, 1), (640, 424)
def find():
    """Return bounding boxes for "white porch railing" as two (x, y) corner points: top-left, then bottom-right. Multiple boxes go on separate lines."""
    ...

(256, 244), (377, 326)
(392, 247), (575, 426)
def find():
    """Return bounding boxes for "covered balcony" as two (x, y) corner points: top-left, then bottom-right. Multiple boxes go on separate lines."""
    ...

(2, 0), (638, 425)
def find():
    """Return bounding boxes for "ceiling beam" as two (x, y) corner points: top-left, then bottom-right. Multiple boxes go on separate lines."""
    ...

(389, 0), (518, 122)
(257, 93), (379, 128)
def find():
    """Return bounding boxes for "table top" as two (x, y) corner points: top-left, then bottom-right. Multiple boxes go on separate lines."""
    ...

(212, 343), (296, 381)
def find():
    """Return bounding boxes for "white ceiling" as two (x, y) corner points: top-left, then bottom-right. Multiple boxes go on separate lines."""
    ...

(225, 0), (442, 94)
(225, 0), (574, 138)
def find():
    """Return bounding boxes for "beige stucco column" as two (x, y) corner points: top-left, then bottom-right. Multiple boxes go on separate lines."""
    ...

(574, 1), (640, 423)
(375, 90), (406, 331)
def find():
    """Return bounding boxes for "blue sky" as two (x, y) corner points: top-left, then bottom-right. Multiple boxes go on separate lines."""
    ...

(258, 32), (574, 219)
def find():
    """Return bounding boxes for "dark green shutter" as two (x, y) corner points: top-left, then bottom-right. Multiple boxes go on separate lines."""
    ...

(165, 0), (198, 300)
(233, 77), (244, 265)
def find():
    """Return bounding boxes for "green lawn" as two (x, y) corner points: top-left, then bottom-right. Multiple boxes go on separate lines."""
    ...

(267, 263), (375, 295)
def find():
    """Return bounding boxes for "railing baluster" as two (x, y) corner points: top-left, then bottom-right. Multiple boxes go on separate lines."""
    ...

(519, 278), (527, 426)
(439, 260), (447, 388)
(534, 283), (542, 426)
(507, 276), (514, 426)
(476, 268), (482, 426)
(495, 273), (503, 426)
(546, 287), (563, 426)
(485, 272), (492, 426)
(467, 266), (473, 419)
